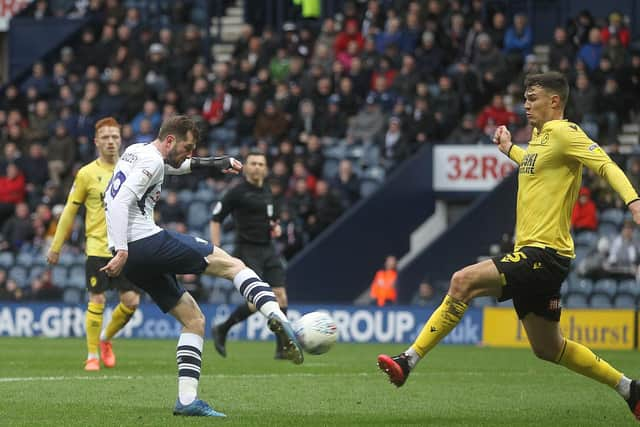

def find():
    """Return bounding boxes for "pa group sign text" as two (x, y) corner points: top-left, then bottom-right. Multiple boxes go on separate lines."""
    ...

(433, 145), (517, 191)
(0, 303), (483, 345)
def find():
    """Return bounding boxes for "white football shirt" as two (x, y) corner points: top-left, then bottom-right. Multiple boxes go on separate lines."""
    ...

(105, 143), (191, 251)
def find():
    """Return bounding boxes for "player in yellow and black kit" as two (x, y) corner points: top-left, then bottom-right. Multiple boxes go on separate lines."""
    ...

(377, 72), (640, 422)
(47, 117), (140, 371)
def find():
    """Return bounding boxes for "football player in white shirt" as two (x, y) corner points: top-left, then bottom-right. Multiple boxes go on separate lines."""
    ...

(101, 115), (303, 417)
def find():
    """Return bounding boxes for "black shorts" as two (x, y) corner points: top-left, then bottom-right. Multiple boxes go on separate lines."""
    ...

(491, 246), (571, 322)
(86, 256), (138, 294)
(234, 242), (286, 287)
(124, 230), (214, 313)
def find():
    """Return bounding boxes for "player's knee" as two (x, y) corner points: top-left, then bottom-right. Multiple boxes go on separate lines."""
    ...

(226, 256), (246, 278)
(121, 292), (140, 310)
(449, 270), (473, 300)
(89, 292), (106, 304)
(530, 344), (558, 362)
(274, 288), (287, 306)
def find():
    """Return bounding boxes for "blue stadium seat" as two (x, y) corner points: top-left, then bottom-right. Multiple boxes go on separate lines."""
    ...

(617, 279), (640, 297)
(322, 158), (340, 180)
(177, 189), (194, 204)
(592, 279), (618, 297)
(573, 247), (590, 265)
(187, 201), (210, 229)
(8, 265), (28, 287)
(193, 188), (216, 203)
(564, 293), (589, 308)
(598, 223), (618, 239)
(63, 287), (83, 304)
(16, 252), (35, 267)
(0, 252), (14, 268)
(613, 294), (636, 309)
(51, 266), (68, 287)
(346, 144), (365, 162)
(361, 144), (380, 167)
(200, 275), (217, 290)
(28, 265), (46, 282)
(568, 278), (593, 295)
(573, 231), (598, 248)
(589, 294), (612, 308)
(68, 265), (86, 289)
(58, 252), (75, 266)
(208, 282), (230, 304)
(360, 179), (380, 198)
(600, 208), (624, 226)
(324, 145), (347, 160)
(362, 165), (386, 183)
(560, 280), (569, 295)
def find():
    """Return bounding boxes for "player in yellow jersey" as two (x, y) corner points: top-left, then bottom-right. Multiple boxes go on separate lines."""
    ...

(378, 72), (640, 422)
(47, 117), (140, 371)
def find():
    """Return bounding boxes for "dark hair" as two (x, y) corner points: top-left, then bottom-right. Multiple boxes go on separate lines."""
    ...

(246, 150), (267, 163)
(524, 72), (569, 106)
(158, 115), (200, 144)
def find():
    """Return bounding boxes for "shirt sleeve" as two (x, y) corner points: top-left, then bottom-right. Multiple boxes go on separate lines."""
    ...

(507, 144), (526, 164)
(165, 158), (192, 175)
(211, 187), (235, 223)
(49, 173), (86, 252)
(68, 169), (88, 204)
(122, 155), (163, 200)
(106, 185), (137, 252)
(561, 124), (639, 205)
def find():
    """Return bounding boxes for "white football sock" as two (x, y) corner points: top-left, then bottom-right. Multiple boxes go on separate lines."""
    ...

(177, 333), (203, 405)
(617, 376), (632, 400)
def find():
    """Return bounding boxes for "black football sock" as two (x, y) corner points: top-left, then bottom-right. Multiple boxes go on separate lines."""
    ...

(220, 302), (253, 334)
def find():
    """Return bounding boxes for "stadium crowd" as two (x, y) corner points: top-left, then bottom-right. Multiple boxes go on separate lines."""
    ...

(0, 1), (639, 304)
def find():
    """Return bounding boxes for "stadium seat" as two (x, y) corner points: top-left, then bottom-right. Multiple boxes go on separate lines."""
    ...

(600, 208), (624, 226)
(573, 231), (598, 248)
(617, 279), (640, 297)
(62, 287), (83, 304)
(200, 275), (217, 290)
(564, 293), (589, 308)
(51, 266), (68, 287)
(322, 158), (340, 180)
(613, 294), (636, 309)
(559, 280), (569, 295)
(567, 278), (593, 295)
(589, 294), (612, 308)
(177, 189), (194, 204)
(592, 279), (618, 297)
(361, 144), (380, 167)
(68, 265), (86, 289)
(28, 265), (45, 282)
(598, 223), (618, 239)
(346, 144), (365, 162)
(58, 252), (75, 266)
(360, 179), (380, 198)
(208, 282), (230, 304)
(573, 247), (590, 265)
(16, 252), (35, 267)
(193, 188), (216, 203)
(187, 201), (210, 229)
(8, 265), (28, 287)
(0, 252), (14, 268)
(362, 165), (386, 183)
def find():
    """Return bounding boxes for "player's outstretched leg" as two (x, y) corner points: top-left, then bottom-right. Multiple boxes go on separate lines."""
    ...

(205, 250), (303, 365)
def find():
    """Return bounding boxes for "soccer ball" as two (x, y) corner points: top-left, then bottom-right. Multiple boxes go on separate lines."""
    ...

(293, 311), (338, 355)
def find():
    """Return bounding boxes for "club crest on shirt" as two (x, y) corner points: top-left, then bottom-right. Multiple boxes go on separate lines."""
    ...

(588, 143), (599, 151)
(541, 133), (549, 145)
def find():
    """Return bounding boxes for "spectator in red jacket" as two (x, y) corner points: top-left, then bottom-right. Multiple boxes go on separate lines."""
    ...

(0, 164), (26, 226)
(600, 12), (630, 48)
(334, 19), (364, 56)
(475, 93), (517, 135)
(571, 187), (598, 233)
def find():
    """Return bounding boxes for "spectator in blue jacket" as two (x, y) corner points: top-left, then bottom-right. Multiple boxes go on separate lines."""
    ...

(577, 27), (603, 71)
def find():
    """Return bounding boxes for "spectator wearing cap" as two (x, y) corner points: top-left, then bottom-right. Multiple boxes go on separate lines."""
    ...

(331, 159), (361, 208)
(571, 187), (598, 234)
(473, 33), (507, 95)
(378, 116), (409, 167)
(549, 27), (576, 67)
(255, 100), (289, 143)
(47, 122), (75, 186)
(346, 95), (385, 145)
(0, 164), (26, 224)
(447, 113), (484, 144)
(601, 12), (630, 48)
(415, 31), (445, 81)
(577, 27), (603, 72)
(290, 99), (324, 144)
(476, 93), (517, 136)
(322, 94), (348, 139)
(334, 19), (364, 56)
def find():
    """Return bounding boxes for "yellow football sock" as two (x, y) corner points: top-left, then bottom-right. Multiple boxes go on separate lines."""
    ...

(86, 302), (104, 357)
(103, 303), (135, 341)
(556, 339), (623, 388)
(411, 295), (468, 357)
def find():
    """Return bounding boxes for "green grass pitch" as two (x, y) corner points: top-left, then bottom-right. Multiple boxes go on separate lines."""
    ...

(0, 338), (638, 426)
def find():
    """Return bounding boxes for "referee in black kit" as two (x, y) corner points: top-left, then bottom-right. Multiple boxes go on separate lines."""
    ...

(211, 151), (290, 359)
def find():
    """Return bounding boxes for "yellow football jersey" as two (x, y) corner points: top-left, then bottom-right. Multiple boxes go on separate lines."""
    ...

(508, 120), (638, 258)
(50, 159), (114, 257)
